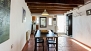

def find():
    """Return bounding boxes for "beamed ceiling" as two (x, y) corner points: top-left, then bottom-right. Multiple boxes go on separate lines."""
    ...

(25, 0), (84, 14)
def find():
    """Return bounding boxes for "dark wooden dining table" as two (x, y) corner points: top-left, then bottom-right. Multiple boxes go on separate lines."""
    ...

(35, 30), (58, 51)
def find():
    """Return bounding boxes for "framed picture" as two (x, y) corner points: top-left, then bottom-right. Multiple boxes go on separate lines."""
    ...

(86, 9), (91, 16)
(22, 8), (26, 22)
(40, 17), (47, 28)
(0, 0), (10, 44)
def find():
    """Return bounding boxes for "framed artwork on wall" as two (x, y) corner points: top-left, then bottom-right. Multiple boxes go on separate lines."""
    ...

(22, 8), (26, 23)
(40, 17), (47, 28)
(86, 9), (91, 16)
(0, 0), (11, 44)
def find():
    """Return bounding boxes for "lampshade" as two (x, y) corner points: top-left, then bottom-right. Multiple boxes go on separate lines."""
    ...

(41, 9), (49, 15)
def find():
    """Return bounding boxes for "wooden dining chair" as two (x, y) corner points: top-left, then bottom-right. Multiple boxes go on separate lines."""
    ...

(46, 37), (57, 51)
(34, 30), (44, 51)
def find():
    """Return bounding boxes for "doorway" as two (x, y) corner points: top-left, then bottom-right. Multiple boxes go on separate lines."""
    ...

(66, 13), (73, 36)
(57, 15), (66, 34)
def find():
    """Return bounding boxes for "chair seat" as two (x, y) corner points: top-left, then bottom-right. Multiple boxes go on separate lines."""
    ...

(35, 38), (44, 51)
(37, 38), (44, 43)
(47, 40), (56, 44)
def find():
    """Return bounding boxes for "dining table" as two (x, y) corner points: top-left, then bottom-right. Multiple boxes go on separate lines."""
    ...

(35, 30), (58, 51)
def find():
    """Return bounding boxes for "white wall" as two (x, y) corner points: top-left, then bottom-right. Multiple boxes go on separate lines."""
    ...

(66, 3), (91, 47)
(0, 0), (32, 51)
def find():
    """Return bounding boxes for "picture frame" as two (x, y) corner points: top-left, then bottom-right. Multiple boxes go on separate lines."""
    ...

(0, 0), (10, 44)
(40, 17), (47, 28)
(86, 9), (91, 16)
(22, 8), (26, 23)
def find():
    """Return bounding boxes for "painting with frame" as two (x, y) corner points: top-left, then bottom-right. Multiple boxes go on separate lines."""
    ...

(0, 0), (11, 44)
(40, 17), (47, 28)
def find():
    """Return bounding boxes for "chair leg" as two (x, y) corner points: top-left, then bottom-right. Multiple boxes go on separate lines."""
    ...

(34, 43), (36, 51)
(42, 43), (44, 51)
(48, 44), (49, 51)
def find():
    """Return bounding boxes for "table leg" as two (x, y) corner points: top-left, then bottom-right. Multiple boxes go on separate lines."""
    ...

(35, 38), (37, 51)
(56, 37), (58, 51)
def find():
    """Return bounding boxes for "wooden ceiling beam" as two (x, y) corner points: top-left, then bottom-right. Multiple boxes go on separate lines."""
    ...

(29, 7), (73, 10)
(29, 8), (72, 10)
(25, 0), (84, 5)
(30, 9), (70, 11)
(25, 0), (84, 14)
(28, 6), (74, 9)
(27, 3), (78, 7)
(30, 10), (67, 14)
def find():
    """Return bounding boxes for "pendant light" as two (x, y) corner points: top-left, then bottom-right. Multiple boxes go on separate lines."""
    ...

(41, 9), (49, 15)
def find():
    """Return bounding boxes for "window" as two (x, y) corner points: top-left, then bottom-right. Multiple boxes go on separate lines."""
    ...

(57, 15), (66, 33)
(36, 17), (39, 24)
(48, 18), (52, 25)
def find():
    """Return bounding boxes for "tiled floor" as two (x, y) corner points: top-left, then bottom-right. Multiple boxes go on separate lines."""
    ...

(22, 34), (89, 51)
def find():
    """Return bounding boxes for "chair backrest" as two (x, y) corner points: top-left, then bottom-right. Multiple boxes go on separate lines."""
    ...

(51, 30), (53, 32)
(34, 30), (37, 37)
(50, 30), (58, 36)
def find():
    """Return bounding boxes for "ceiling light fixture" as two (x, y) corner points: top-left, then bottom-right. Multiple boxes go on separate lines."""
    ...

(41, 9), (49, 15)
